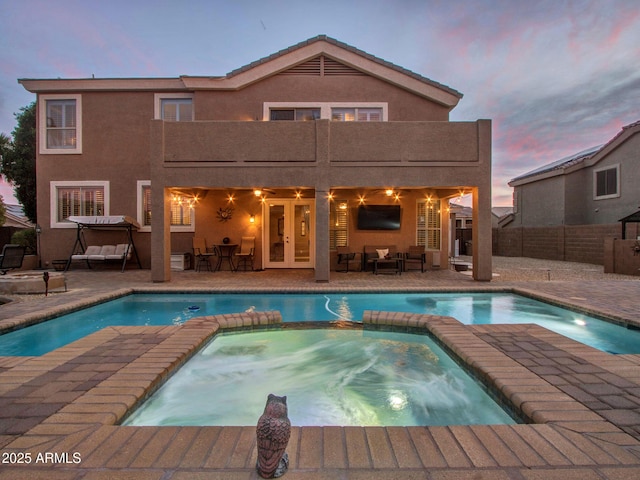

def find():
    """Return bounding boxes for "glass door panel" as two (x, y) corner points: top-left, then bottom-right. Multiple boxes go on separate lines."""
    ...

(264, 200), (314, 268)
(268, 204), (285, 264)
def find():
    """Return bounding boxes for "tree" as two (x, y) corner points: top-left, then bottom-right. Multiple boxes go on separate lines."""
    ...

(0, 133), (10, 225)
(0, 102), (36, 223)
(0, 193), (6, 227)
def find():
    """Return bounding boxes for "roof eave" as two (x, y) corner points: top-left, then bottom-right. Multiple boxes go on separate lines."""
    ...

(18, 78), (188, 93)
(584, 121), (640, 168)
(509, 167), (567, 187)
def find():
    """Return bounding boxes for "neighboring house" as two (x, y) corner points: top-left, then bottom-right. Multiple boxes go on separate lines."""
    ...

(19, 35), (493, 282)
(450, 204), (473, 230)
(449, 203), (473, 256)
(508, 121), (640, 227)
(491, 207), (513, 228)
(3, 204), (32, 229)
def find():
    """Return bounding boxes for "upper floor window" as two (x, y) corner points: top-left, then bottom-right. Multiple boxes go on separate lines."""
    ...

(270, 109), (320, 121)
(40, 94), (82, 154)
(594, 165), (620, 199)
(161, 99), (193, 121)
(154, 93), (193, 121)
(50, 181), (109, 228)
(264, 102), (388, 121)
(331, 108), (382, 122)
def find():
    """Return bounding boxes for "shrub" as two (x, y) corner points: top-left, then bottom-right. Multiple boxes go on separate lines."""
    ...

(10, 228), (37, 255)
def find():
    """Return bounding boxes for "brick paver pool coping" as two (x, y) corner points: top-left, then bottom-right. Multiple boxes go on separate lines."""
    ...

(1, 310), (639, 479)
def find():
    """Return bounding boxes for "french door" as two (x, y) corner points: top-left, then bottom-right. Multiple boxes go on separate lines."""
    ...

(263, 199), (314, 268)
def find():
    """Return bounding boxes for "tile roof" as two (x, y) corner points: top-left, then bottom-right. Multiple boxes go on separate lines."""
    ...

(227, 35), (463, 99)
(510, 145), (602, 184)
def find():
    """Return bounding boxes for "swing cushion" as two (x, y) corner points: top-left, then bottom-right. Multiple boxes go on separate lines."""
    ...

(105, 244), (132, 260)
(88, 245), (116, 261)
(71, 245), (102, 260)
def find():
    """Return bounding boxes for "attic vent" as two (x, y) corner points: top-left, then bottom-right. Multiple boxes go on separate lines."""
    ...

(279, 55), (366, 76)
(322, 57), (366, 75)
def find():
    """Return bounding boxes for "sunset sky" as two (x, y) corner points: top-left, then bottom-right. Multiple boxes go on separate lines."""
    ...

(0, 0), (638, 207)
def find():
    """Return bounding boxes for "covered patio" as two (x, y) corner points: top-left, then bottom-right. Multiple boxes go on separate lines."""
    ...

(149, 119), (493, 284)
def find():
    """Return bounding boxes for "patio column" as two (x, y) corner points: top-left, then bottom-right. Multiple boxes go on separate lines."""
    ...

(472, 188), (492, 280)
(150, 120), (171, 282)
(472, 119), (492, 281)
(314, 191), (330, 282)
(150, 187), (172, 282)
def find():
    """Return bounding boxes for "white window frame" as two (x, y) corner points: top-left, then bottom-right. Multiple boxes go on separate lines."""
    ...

(136, 181), (195, 232)
(263, 102), (388, 121)
(331, 107), (383, 122)
(39, 94), (82, 154)
(50, 180), (109, 228)
(154, 93), (194, 120)
(417, 199), (441, 250)
(593, 164), (620, 200)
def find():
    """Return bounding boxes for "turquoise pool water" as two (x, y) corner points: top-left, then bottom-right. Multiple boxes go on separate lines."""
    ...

(123, 329), (516, 427)
(1, 292), (637, 356)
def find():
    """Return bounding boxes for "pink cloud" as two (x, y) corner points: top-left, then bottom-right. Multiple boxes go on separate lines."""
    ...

(0, 178), (17, 205)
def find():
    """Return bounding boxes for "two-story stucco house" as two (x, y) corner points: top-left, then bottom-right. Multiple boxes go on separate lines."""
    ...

(508, 121), (639, 228)
(19, 35), (493, 282)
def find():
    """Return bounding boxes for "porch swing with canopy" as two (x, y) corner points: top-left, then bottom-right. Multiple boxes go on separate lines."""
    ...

(65, 216), (142, 272)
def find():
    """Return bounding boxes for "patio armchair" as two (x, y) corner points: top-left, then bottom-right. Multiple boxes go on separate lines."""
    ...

(404, 246), (426, 272)
(0, 244), (26, 274)
(336, 246), (359, 272)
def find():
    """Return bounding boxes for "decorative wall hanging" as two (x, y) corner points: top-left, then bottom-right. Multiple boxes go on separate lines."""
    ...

(217, 206), (234, 222)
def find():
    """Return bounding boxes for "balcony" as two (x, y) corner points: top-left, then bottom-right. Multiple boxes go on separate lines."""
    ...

(157, 119), (485, 166)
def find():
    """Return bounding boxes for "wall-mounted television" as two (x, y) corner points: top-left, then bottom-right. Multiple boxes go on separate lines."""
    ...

(357, 205), (401, 230)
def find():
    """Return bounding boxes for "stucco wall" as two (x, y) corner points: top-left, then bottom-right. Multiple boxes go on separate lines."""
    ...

(194, 74), (451, 122)
(582, 135), (640, 225)
(512, 176), (565, 227)
(36, 92), (155, 266)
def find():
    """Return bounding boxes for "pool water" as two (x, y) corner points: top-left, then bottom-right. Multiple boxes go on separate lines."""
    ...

(123, 329), (516, 427)
(1, 292), (637, 356)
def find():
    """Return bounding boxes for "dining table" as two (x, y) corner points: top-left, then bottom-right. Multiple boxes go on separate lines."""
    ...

(214, 244), (238, 271)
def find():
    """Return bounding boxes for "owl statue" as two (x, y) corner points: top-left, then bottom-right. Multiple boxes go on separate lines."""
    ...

(256, 394), (291, 478)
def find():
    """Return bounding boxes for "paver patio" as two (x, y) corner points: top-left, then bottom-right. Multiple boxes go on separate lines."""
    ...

(0, 259), (639, 479)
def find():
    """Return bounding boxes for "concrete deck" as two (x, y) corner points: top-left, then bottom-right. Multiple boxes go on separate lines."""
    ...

(0, 258), (639, 479)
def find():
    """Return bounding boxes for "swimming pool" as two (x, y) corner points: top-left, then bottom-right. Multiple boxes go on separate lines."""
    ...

(1, 292), (637, 356)
(123, 328), (516, 427)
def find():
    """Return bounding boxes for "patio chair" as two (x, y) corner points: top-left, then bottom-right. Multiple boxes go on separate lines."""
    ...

(404, 245), (426, 272)
(234, 236), (255, 271)
(0, 244), (26, 274)
(192, 237), (216, 272)
(336, 246), (359, 272)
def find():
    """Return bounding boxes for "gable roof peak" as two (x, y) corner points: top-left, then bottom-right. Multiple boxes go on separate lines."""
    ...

(226, 35), (463, 103)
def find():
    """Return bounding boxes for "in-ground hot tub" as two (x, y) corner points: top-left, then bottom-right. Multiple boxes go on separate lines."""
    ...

(123, 327), (516, 427)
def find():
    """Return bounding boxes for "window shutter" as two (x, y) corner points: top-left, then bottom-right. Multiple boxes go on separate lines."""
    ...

(143, 186), (152, 226)
(330, 201), (349, 249)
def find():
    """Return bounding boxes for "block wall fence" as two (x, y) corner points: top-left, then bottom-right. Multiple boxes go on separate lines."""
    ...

(492, 223), (640, 275)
